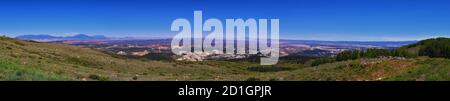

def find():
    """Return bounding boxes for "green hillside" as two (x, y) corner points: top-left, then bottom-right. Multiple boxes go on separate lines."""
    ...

(291, 37), (450, 81)
(283, 57), (450, 81)
(0, 36), (241, 80)
(398, 37), (450, 58)
(0, 36), (305, 81)
(0, 36), (449, 81)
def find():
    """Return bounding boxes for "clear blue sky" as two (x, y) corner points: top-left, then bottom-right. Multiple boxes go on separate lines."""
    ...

(1, 0), (450, 41)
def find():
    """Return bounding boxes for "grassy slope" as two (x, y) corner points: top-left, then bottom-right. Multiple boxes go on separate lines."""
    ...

(0, 37), (245, 80)
(0, 59), (68, 80)
(0, 36), (305, 81)
(276, 57), (450, 81)
(387, 58), (450, 81)
(0, 36), (449, 81)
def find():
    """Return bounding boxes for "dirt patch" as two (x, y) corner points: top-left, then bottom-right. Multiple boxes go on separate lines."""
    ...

(370, 59), (414, 80)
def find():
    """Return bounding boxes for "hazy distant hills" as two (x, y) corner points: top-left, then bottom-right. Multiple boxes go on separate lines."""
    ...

(282, 40), (417, 48)
(15, 34), (110, 41)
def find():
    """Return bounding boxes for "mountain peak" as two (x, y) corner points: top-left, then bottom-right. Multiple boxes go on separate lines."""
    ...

(72, 34), (90, 37)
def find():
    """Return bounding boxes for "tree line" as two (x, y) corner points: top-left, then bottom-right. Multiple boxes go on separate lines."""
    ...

(417, 38), (450, 58)
(311, 37), (450, 66)
(335, 48), (416, 61)
(310, 48), (415, 66)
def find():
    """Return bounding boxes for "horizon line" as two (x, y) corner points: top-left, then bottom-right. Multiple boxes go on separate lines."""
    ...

(5, 33), (433, 42)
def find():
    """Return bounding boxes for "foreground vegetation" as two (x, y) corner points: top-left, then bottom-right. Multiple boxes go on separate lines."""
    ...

(0, 36), (449, 81)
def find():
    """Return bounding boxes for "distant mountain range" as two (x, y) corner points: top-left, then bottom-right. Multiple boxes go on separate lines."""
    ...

(15, 34), (110, 41)
(14, 34), (137, 42)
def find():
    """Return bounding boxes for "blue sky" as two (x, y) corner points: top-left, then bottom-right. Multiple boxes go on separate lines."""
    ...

(1, 0), (450, 41)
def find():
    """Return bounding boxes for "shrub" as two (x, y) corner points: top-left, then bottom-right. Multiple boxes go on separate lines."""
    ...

(88, 74), (109, 81)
